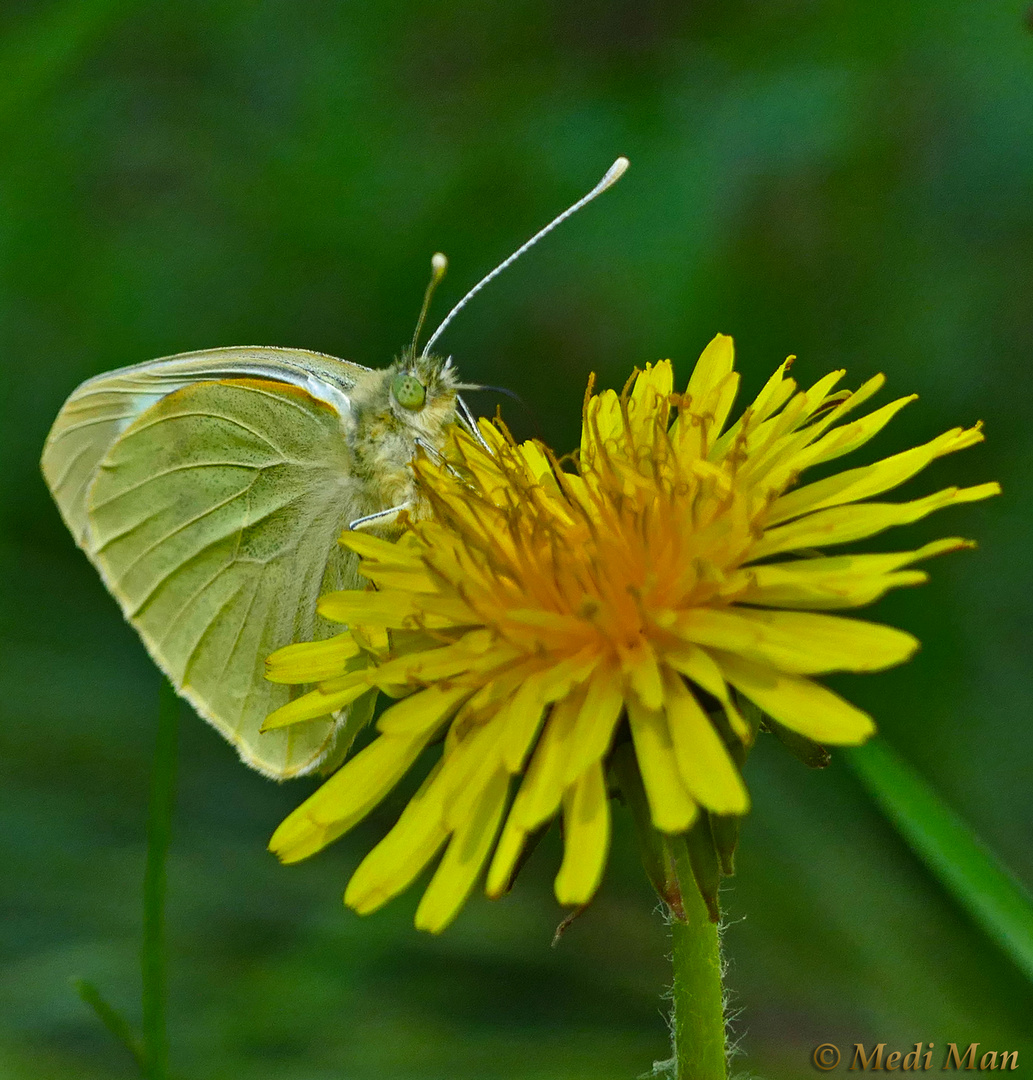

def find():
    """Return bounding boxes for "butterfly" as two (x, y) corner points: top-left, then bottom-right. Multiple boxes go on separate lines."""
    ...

(40, 157), (628, 780)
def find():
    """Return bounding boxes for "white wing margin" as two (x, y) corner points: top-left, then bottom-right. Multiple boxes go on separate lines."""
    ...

(42, 346), (365, 548)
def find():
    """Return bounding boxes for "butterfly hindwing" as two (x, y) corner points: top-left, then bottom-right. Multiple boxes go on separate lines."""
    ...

(48, 356), (371, 779)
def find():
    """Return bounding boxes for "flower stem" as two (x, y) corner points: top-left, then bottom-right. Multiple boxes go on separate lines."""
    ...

(141, 680), (179, 1080)
(668, 837), (727, 1080)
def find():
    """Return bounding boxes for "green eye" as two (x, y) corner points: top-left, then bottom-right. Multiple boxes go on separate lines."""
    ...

(392, 372), (426, 411)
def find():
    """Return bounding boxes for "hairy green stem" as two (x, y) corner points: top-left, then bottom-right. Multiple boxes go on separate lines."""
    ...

(669, 838), (727, 1080)
(141, 681), (179, 1080)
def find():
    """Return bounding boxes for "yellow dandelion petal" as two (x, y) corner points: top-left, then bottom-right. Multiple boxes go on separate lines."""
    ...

(554, 762), (611, 907)
(715, 651), (875, 744)
(675, 607), (919, 674)
(808, 372), (886, 432)
(509, 690), (585, 833)
(421, 717), (503, 823)
(800, 368), (846, 412)
(686, 333), (734, 404)
(414, 767), (509, 934)
(538, 648), (600, 700)
(627, 361), (675, 443)
(497, 671), (551, 774)
(365, 629), (512, 693)
(266, 336), (996, 930)
(724, 538), (972, 610)
(317, 589), (425, 627)
(738, 386), (813, 462)
(663, 670), (749, 816)
(583, 387), (623, 450)
(624, 641), (665, 711)
(338, 529), (421, 562)
(769, 425), (985, 525)
(505, 608), (584, 639)
(670, 407), (707, 462)
(345, 765), (449, 915)
(375, 683), (472, 737)
(261, 673), (370, 730)
(443, 744), (508, 834)
(485, 813), (529, 900)
(517, 439), (554, 483)
(664, 643), (750, 741)
(634, 358), (675, 401)
(749, 384), (908, 492)
(474, 417), (509, 454)
(704, 371), (741, 449)
(353, 563), (438, 593)
(711, 358), (796, 460)
(455, 662), (540, 725)
(264, 632), (361, 684)
(747, 357), (797, 421)
(269, 731), (430, 863)
(738, 375), (844, 485)
(561, 663), (625, 785)
(803, 392), (916, 470)
(736, 371), (845, 484)
(751, 482), (999, 559)
(627, 697), (698, 834)
(663, 641), (726, 701)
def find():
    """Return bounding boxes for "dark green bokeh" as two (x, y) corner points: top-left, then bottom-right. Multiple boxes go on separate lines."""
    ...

(2, 2), (1031, 1077)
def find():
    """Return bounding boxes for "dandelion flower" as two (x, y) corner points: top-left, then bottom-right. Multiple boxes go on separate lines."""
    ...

(264, 335), (999, 932)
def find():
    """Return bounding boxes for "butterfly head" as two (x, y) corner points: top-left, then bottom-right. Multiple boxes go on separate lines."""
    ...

(346, 352), (462, 514)
(385, 351), (460, 439)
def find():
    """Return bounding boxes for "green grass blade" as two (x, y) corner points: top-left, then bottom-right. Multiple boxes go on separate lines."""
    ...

(846, 738), (1033, 984)
(73, 978), (147, 1073)
(141, 681), (179, 1080)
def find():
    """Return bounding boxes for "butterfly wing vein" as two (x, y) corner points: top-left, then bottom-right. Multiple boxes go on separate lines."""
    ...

(42, 349), (372, 779)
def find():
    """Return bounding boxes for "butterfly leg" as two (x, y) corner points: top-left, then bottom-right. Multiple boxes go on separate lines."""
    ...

(414, 436), (446, 464)
(347, 504), (411, 531)
(414, 437), (468, 481)
(456, 393), (492, 452)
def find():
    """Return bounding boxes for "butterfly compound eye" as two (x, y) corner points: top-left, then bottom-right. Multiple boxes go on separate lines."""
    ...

(392, 372), (427, 411)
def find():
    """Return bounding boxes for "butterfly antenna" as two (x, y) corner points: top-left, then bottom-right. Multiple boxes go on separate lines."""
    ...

(420, 156), (629, 357)
(410, 252), (449, 356)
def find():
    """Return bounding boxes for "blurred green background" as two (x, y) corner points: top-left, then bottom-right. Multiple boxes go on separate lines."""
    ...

(2, 1), (1032, 1077)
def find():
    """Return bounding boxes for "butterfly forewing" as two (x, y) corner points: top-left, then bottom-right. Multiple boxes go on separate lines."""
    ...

(41, 347), (360, 549)
(43, 349), (373, 779)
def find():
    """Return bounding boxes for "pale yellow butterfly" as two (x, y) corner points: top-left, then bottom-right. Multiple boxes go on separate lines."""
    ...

(40, 157), (629, 780)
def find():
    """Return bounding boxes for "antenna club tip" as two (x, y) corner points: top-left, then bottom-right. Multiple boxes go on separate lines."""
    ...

(605, 156), (630, 183)
(431, 252), (448, 276)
